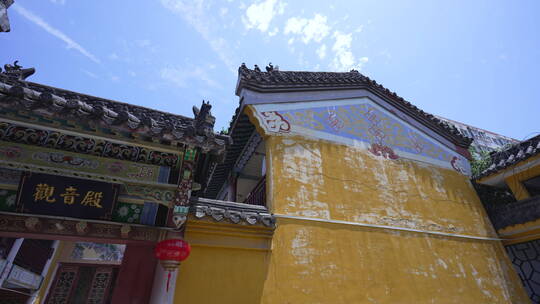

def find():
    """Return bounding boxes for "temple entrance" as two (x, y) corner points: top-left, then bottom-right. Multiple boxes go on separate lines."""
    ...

(0, 234), (157, 304)
(45, 263), (119, 304)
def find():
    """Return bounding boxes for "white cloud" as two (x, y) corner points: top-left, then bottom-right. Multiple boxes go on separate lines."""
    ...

(135, 39), (151, 47)
(81, 69), (98, 79)
(316, 44), (326, 59)
(110, 75), (120, 82)
(220, 7), (228, 16)
(284, 17), (307, 35)
(108, 53), (119, 60)
(268, 27), (279, 36)
(161, 0), (236, 73)
(330, 31), (368, 71)
(242, 0), (284, 33)
(160, 66), (221, 89)
(50, 0), (66, 5)
(13, 4), (100, 64)
(284, 14), (330, 44)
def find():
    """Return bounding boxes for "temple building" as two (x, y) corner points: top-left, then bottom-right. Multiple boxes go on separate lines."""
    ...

(0, 62), (244, 303)
(184, 64), (529, 303)
(0, 61), (534, 303)
(436, 115), (518, 156)
(476, 134), (540, 303)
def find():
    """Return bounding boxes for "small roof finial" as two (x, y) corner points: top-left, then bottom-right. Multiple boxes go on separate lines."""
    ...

(2, 60), (35, 80)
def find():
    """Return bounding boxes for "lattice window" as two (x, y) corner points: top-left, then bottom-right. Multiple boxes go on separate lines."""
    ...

(506, 240), (540, 303)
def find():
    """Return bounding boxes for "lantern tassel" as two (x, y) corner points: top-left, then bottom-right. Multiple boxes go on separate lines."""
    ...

(166, 271), (171, 292)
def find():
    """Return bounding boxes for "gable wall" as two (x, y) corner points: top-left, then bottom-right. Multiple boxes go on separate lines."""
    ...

(242, 92), (528, 303)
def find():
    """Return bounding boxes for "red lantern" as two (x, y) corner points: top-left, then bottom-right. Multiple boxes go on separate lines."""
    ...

(155, 239), (191, 292)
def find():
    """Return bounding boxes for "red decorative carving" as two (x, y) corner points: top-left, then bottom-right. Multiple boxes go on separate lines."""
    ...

(368, 143), (399, 160)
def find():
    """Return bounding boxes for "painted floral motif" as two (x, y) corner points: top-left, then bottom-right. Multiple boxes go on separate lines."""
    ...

(5, 194), (16, 207)
(117, 206), (129, 217)
(0, 189), (18, 211)
(113, 202), (142, 224)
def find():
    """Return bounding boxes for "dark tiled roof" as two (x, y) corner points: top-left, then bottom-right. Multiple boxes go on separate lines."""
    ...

(236, 64), (473, 148)
(0, 71), (230, 154)
(203, 108), (255, 198)
(477, 134), (540, 179)
(484, 195), (540, 230)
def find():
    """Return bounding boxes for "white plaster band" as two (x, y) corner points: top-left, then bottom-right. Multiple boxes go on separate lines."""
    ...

(274, 214), (503, 241)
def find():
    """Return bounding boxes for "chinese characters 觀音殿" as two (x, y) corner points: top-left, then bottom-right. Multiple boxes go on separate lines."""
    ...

(33, 183), (103, 208)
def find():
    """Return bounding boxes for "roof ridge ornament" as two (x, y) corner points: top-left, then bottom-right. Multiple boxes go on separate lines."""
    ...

(0, 0), (14, 32)
(190, 100), (216, 138)
(2, 60), (35, 80)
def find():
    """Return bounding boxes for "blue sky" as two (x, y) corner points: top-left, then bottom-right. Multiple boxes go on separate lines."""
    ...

(1, 0), (539, 140)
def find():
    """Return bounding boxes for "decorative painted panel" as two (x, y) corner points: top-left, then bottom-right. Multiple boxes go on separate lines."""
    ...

(121, 184), (175, 204)
(170, 147), (198, 228)
(251, 98), (470, 175)
(113, 202), (143, 224)
(0, 189), (17, 211)
(71, 243), (125, 262)
(0, 121), (183, 167)
(0, 141), (171, 184)
(0, 213), (162, 242)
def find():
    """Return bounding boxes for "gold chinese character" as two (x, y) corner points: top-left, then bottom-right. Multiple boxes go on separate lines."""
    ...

(60, 186), (80, 205)
(33, 184), (56, 203)
(80, 191), (103, 208)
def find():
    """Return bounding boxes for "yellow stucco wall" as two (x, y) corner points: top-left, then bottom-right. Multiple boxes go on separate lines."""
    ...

(259, 135), (529, 303)
(174, 219), (273, 304)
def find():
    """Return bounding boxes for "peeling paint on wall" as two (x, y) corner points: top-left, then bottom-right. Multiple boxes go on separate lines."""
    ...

(257, 134), (529, 303)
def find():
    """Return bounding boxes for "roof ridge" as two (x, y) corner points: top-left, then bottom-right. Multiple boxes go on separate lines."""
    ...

(476, 134), (540, 179)
(0, 75), (192, 121)
(236, 64), (472, 149)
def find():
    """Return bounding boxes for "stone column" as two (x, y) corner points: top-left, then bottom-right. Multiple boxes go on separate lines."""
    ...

(149, 262), (178, 304)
